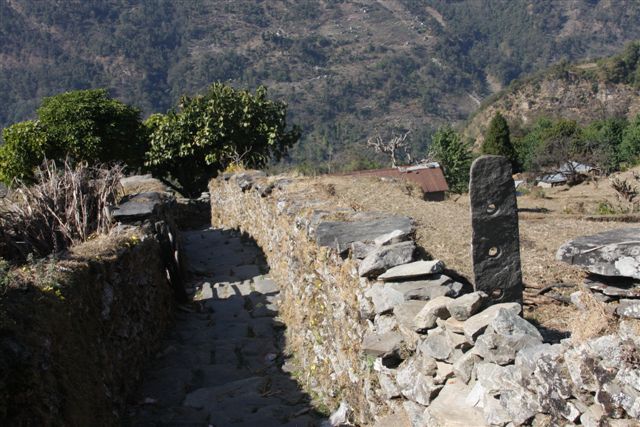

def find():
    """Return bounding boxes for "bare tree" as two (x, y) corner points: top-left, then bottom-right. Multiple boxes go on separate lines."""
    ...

(366, 131), (411, 167)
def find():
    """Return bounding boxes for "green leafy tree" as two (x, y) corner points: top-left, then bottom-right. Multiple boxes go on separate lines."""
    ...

(513, 117), (553, 171)
(429, 126), (472, 194)
(0, 89), (146, 184)
(529, 119), (582, 172)
(579, 117), (627, 173)
(145, 83), (300, 196)
(620, 114), (640, 165)
(481, 112), (516, 163)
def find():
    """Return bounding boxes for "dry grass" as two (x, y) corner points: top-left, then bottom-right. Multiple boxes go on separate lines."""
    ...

(0, 161), (123, 262)
(120, 174), (169, 196)
(569, 291), (618, 342)
(315, 173), (637, 332)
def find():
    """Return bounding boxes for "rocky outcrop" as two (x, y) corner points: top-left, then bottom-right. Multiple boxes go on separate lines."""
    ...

(211, 172), (640, 426)
(464, 71), (640, 148)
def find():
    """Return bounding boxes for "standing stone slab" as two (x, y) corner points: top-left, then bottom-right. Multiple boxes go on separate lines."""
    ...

(469, 156), (523, 303)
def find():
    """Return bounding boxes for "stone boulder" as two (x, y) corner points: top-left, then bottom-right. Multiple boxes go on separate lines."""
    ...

(474, 308), (543, 365)
(358, 241), (416, 278)
(556, 228), (640, 279)
(378, 260), (445, 281)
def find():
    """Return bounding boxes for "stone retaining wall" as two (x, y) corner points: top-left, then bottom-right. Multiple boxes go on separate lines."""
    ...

(0, 192), (183, 426)
(210, 171), (640, 426)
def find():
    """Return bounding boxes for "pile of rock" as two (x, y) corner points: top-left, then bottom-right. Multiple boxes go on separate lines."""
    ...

(354, 228), (640, 425)
(557, 228), (640, 320)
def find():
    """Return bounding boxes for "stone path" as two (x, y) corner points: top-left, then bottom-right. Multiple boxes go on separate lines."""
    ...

(126, 228), (323, 426)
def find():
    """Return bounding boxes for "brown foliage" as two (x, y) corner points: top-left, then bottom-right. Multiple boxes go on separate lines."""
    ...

(0, 160), (123, 262)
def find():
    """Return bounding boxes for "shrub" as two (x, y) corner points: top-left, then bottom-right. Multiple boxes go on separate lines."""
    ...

(0, 89), (146, 184)
(429, 126), (472, 193)
(145, 83), (300, 196)
(481, 111), (516, 164)
(0, 161), (123, 262)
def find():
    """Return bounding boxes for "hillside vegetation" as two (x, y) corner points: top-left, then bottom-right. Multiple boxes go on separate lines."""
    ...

(465, 41), (640, 147)
(3, 0), (640, 171)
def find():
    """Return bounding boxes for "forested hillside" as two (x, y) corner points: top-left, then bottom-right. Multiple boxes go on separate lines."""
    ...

(2, 0), (640, 171)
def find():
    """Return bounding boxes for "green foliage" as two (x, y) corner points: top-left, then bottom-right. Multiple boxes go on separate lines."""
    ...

(0, 89), (145, 184)
(620, 114), (640, 164)
(145, 83), (300, 196)
(0, 121), (48, 184)
(599, 41), (640, 87)
(429, 126), (472, 193)
(596, 200), (620, 215)
(514, 117), (553, 171)
(482, 112), (516, 162)
(513, 114), (640, 175)
(37, 89), (147, 165)
(580, 117), (628, 173)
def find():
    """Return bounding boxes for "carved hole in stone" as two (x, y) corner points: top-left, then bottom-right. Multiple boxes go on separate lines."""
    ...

(490, 288), (503, 299)
(488, 246), (500, 257)
(487, 203), (497, 214)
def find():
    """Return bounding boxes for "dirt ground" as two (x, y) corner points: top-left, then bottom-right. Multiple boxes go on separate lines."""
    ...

(315, 171), (640, 334)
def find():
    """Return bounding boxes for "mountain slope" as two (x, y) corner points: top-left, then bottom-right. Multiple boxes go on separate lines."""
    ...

(464, 43), (640, 146)
(2, 0), (640, 170)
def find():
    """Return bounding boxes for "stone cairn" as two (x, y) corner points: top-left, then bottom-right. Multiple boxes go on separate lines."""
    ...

(211, 169), (640, 426)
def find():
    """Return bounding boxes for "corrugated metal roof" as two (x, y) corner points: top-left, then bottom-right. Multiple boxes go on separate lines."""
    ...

(336, 166), (449, 193)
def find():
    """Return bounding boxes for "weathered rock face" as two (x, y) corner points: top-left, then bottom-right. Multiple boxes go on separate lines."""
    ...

(557, 228), (640, 279)
(210, 171), (640, 426)
(469, 155), (523, 304)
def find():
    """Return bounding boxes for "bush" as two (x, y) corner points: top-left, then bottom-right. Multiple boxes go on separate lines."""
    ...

(429, 126), (472, 193)
(0, 89), (146, 184)
(0, 161), (123, 262)
(481, 112), (517, 164)
(145, 83), (300, 196)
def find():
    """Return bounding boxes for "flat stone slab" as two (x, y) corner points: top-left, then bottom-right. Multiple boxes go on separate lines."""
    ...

(557, 228), (640, 279)
(358, 241), (416, 278)
(378, 260), (444, 281)
(469, 155), (523, 303)
(316, 216), (414, 253)
(585, 280), (640, 298)
(111, 192), (166, 222)
(386, 276), (463, 300)
(617, 299), (640, 319)
(362, 331), (404, 357)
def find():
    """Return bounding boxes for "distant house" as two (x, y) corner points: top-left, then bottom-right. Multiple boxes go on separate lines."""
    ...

(537, 161), (597, 188)
(537, 172), (568, 188)
(337, 163), (449, 201)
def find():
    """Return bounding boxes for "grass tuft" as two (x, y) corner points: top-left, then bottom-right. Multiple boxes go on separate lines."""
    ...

(0, 160), (123, 262)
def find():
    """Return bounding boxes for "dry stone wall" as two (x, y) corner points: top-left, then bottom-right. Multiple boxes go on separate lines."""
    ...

(210, 171), (640, 426)
(0, 191), (184, 426)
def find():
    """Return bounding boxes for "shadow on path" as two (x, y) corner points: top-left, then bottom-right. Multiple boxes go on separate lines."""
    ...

(125, 227), (325, 426)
